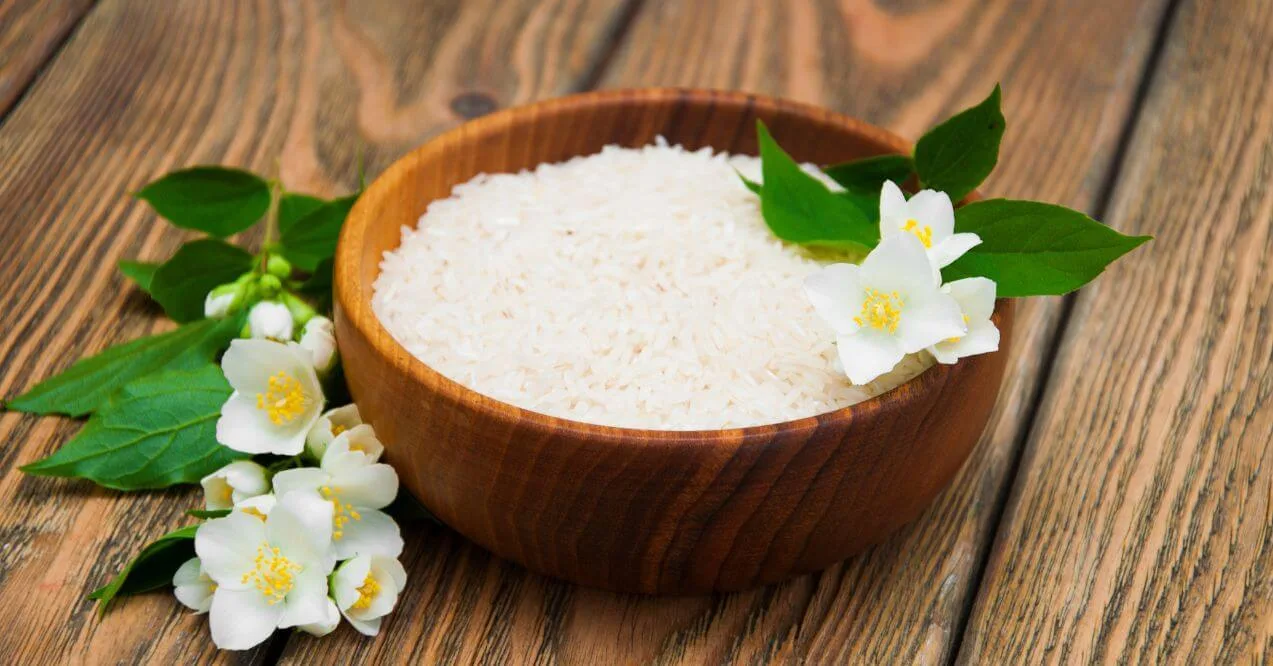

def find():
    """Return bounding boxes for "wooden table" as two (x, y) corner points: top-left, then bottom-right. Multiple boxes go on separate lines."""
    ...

(0, 0), (1268, 663)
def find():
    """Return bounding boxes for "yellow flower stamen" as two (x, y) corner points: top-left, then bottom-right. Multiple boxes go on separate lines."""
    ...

(218, 483), (234, 503)
(255, 371), (309, 425)
(853, 289), (905, 334)
(902, 219), (933, 248)
(240, 543), (301, 605)
(330, 424), (348, 437)
(241, 507), (268, 521)
(352, 572), (381, 610)
(320, 485), (362, 540)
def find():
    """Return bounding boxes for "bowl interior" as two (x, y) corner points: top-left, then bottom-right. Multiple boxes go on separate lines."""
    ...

(336, 88), (982, 441)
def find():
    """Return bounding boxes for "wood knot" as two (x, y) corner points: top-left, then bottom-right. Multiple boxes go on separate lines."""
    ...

(451, 92), (498, 119)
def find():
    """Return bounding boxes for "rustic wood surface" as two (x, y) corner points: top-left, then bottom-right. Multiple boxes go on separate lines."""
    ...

(957, 0), (1273, 662)
(0, 0), (1266, 664)
(0, 0), (95, 113)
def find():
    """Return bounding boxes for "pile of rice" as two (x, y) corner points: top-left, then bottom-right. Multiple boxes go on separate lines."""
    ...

(372, 140), (931, 430)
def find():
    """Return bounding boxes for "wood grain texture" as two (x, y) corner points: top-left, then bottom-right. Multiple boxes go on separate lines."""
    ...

(334, 88), (1015, 595)
(283, 0), (1173, 663)
(0, 0), (96, 114)
(0, 0), (633, 662)
(957, 0), (1273, 661)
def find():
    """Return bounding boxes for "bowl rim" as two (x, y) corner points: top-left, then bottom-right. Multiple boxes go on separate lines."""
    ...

(336, 87), (1008, 446)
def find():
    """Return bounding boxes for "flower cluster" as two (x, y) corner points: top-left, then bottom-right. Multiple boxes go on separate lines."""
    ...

(804, 181), (1000, 384)
(175, 337), (405, 650)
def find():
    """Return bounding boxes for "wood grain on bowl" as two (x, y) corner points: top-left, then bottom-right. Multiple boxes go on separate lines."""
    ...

(334, 88), (1014, 594)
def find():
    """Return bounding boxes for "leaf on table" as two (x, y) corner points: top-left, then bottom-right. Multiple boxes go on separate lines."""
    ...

(279, 194), (358, 271)
(823, 153), (914, 196)
(277, 192), (327, 236)
(942, 199), (1152, 296)
(914, 85), (1005, 202)
(88, 524), (199, 614)
(150, 239), (255, 323)
(21, 364), (247, 490)
(5, 317), (241, 417)
(185, 508), (230, 519)
(117, 260), (161, 295)
(135, 166), (271, 237)
(755, 121), (877, 251)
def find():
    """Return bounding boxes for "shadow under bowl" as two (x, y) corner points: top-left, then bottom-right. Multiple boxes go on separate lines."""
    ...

(334, 88), (1014, 595)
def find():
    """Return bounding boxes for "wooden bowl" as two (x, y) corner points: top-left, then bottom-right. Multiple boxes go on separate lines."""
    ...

(334, 88), (1013, 595)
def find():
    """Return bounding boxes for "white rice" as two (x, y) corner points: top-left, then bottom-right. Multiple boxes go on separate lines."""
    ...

(372, 140), (932, 430)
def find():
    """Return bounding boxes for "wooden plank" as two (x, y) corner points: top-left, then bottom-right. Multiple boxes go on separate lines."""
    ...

(0, 0), (635, 662)
(278, 0), (1173, 663)
(957, 0), (1273, 661)
(0, 0), (96, 114)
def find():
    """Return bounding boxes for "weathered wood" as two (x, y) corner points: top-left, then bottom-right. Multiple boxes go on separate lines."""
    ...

(957, 0), (1273, 661)
(281, 0), (1173, 663)
(0, 0), (96, 114)
(0, 0), (632, 662)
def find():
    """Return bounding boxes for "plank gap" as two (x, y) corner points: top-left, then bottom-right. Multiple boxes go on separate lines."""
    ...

(0, 0), (99, 124)
(568, 0), (649, 93)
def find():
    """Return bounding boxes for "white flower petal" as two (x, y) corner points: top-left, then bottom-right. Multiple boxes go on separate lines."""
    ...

(905, 189), (955, 237)
(216, 394), (307, 456)
(323, 425), (385, 464)
(298, 598), (341, 637)
(878, 180), (908, 231)
(305, 405), (363, 461)
(201, 461), (269, 510)
(931, 319), (1000, 363)
(209, 587), (284, 650)
(332, 556), (372, 611)
(268, 490), (335, 572)
(233, 494), (277, 521)
(277, 568), (331, 629)
(930, 232), (982, 268)
(195, 513), (266, 587)
(346, 614), (382, 637)
(172, 558), (214, 614)
(329, 461), (398, 510)
(895, 292), (967, 354)
(378, 556), (407, 590)
(299, 317), (337, 374)
(271, 467), (330, 498)
(803, 263), (864, 335)
(835, 330), (905, 385)
(221, 339), (282, 392)
(333, 508), (404, 560)
(861, 234), (939, 294)
(945, 276), (997, 320)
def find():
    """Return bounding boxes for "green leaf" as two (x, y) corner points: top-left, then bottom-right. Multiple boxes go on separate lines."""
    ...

(755, 121), (877, 251)
(278, 193), (327, 236)
(117, 260), (161, 294)
(186, 508), (230, 519)
(914, 85), (1005, 202)
(5, 317), (241, 417)
(942, 199), (1152, 296)
(135, 167), (271, 237)
(279, 194), (358, 271)
(88, 524), (199, 614)
(823, 154), (914, 196)
(21, 365), (248, 490)
(150, 239), (255, 323)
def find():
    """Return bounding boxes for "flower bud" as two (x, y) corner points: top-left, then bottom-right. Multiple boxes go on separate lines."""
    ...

(199, 460), (269, 510)
(257, 273), (283, 295)
(247, 301), (294, 341)
(298, 315), (337, 375)
(305, 404), (362, 461)
(203, 284), (240, 319)
(266, 254), (293, 279)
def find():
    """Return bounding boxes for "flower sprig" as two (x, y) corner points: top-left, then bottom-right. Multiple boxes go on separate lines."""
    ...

(747, 84), (1151, 384)
(4, 162), (416, 648)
